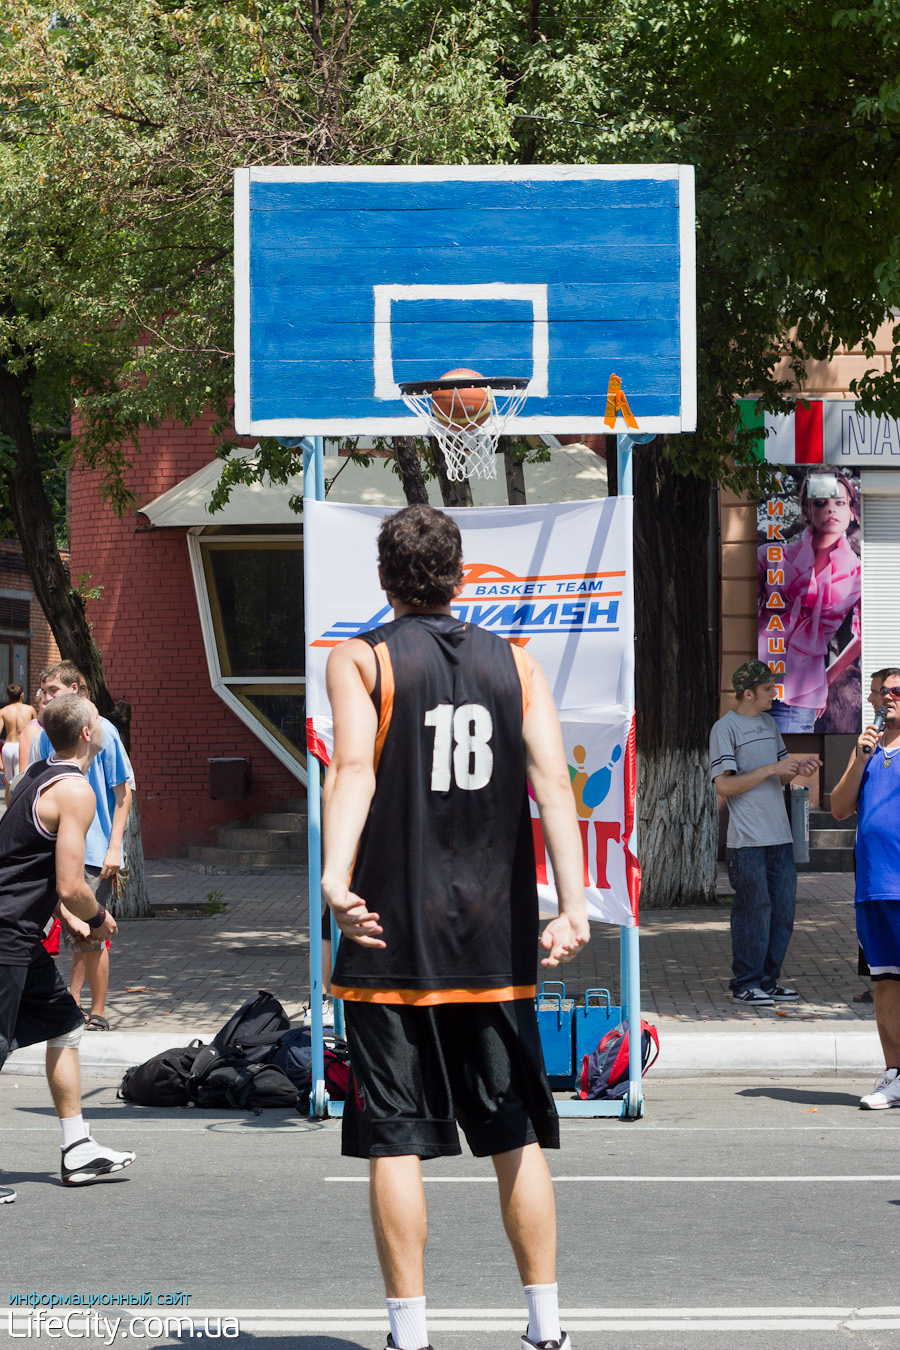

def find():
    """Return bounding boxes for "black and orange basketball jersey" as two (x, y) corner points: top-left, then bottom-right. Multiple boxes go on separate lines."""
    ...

(331, 612), (538, 1004)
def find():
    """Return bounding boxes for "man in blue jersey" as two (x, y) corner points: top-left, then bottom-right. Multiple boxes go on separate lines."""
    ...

(28, 662), (133, 1031)
(322, 505), (589, 1350)
(832, 667), (900, 1109)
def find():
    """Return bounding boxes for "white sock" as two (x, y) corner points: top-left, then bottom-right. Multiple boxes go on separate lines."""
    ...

(386, 1295), (427, 1350)
(525, 1282), (561, 1345)
(59, 1115), (87, 1149)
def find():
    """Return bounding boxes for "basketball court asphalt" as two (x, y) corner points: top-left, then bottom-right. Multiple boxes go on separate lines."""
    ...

(1, 861), (880, 1080)
(2, 1076), (898, 1349)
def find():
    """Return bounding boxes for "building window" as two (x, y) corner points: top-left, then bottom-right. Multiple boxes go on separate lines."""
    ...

(188, 531), (307, 782)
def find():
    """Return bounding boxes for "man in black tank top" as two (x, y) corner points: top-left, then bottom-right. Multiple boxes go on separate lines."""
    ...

(0, 696), (135, 1204)
(322, 506), (589, 1350)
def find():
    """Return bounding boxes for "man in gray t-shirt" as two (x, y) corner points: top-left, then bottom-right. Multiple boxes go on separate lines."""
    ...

(710, 661), (821, 1007)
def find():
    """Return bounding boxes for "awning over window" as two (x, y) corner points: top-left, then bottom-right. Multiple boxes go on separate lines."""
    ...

(139, 443), (608, 526)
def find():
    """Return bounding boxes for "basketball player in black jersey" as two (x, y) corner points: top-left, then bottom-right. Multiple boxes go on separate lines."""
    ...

(322, 505), (589, 1350)
(0, 695), (135, 1204)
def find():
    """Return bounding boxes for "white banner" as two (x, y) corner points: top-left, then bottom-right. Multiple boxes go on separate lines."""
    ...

(304, 499), (638, 926)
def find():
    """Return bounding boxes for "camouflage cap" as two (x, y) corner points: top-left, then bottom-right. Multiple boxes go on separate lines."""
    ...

(732, 659), (775, 693)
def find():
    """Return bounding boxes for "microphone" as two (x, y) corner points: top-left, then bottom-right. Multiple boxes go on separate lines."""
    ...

(863, 704), (891, 754)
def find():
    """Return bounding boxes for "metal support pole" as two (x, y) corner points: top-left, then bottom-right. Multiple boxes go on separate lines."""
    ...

(303, 436), (328, 1116)
(617, 431), (653, 1119)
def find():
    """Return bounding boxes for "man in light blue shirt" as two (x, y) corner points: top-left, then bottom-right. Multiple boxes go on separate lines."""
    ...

(29, 662), (134, 1030)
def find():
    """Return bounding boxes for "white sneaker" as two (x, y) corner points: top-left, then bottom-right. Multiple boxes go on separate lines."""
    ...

(859, 1067), (900, 1110)
(61, 1134), (136, 1186)
(522, 1334), (572, 1350)
(301, 999), (335, 1029)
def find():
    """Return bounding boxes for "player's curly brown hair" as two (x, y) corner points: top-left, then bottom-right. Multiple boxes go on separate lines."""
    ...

(377, 505), (463, 609)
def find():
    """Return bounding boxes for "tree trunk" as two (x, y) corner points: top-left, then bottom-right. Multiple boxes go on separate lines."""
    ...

(501, 438), (527, 506)
(0, 364), (150, 916)
(429, 438), (473, 508)
(0, 367), (113, 716)
(633, 437), (718, 906)
(392, 436), (429, 505)
(116, 802), (148, 919)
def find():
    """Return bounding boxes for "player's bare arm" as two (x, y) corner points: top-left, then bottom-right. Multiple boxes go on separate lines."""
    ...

(714, 756), (804, 798)
(831, 723), (885, 819)
(39, 777), (118, 940)
(321, 639), (386, 949)
(520, 651), (590, 967)
(100, 780), (133, 879)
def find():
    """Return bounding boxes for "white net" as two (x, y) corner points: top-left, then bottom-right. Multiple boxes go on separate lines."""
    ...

(399, 381), (529, 481)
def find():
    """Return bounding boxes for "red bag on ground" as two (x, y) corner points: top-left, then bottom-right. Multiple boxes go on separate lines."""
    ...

(578, 1019), (659, 1101)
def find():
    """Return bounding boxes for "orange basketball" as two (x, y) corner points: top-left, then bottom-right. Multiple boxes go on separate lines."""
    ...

(431, 369), (493, 427)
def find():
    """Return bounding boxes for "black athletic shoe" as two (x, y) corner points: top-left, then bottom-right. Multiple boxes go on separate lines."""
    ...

(732, 986), (774, 1006)
(0, 1185), (15, 1204)
(61, 1135), (136, 1186)
(763, 984), (800, 1001)
(521, 1333), (572, 1350)
(384, 1337), (434, 1350)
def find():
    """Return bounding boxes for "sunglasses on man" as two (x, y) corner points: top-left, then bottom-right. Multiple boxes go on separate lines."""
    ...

(877, 687), (900, 700)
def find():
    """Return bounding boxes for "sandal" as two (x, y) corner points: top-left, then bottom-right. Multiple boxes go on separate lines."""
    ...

(852, 988), (874, 1004)
(84, 1015), (110, 1031)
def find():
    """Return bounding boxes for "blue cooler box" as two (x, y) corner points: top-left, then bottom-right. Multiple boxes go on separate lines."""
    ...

(535, 982), (575, 1077)
(573, 988), (621, 1075)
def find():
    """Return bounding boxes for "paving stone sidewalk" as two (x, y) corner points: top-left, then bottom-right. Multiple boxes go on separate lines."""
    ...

(93, 861), (870, 1036)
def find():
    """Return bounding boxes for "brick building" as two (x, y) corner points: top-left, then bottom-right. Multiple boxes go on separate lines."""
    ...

(0, 540), (61, 699)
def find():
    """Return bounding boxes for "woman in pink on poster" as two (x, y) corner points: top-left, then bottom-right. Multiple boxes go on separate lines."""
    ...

(758, 471), (861, 733)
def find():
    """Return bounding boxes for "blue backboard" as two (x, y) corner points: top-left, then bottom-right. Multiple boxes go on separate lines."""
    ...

(235, 165), (696, 437)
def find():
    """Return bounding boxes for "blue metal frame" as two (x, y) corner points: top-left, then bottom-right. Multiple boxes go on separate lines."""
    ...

(305, 430), (650, 1120)
(555, 430), (652, 1120)
(302, 436), (340, 1119)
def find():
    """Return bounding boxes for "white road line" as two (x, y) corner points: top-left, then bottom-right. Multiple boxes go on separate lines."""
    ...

(325, 1174), (900, 1183)
(138, 1308), (900, 1333)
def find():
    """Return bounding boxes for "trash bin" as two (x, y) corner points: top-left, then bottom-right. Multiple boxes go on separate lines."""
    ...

(790, 784), (809, 864)
(208, 757), (251, 800)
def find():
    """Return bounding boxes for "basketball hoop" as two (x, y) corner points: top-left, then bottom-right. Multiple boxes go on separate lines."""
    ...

(399, 373), (529, 481)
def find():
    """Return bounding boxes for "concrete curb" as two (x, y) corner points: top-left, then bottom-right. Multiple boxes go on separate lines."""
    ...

(1, 1026), (884, 1080)
(659, 1028), (883, 1077)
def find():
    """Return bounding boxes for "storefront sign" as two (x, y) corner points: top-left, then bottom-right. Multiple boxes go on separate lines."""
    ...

(304, 498), (638, 926)
(757, 469), (861, 734)
(739, 398), (900, 465)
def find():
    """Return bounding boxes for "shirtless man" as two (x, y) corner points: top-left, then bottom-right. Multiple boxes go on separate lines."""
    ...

(1, 684), (37, 806)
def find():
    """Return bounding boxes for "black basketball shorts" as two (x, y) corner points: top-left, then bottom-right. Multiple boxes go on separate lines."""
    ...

(341, 997), (560, 1160)
(0, 948), (85, 1067)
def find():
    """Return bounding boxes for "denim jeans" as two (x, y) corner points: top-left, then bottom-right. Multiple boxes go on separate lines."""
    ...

(726, 843), (797, 992)
(770, 700), (817, 732)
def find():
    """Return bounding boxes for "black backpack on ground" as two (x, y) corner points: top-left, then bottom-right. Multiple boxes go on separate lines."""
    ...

(186, 990), (298, 1112)
(188, 1058), (299, 1111)
(118, 991), (299, 1111)
(118, 1040), (204, 1107)
(211, 989), (291, 1056)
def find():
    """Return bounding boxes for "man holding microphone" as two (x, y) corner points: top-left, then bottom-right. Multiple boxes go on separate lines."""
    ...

(832, 668), (900, 1110)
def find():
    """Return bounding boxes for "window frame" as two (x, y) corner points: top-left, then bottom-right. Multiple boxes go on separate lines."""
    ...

(187, 528), (307, 785)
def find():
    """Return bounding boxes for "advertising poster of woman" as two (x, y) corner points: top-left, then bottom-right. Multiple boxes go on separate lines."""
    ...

(757, 468), (861, 734)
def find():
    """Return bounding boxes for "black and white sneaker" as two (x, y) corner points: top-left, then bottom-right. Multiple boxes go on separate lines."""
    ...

(0, 1185), (15, 1204)
(385, 1336), (434, 1350)
(61, 1135), (136, 1186)
(521, 1334), (572, 1350)
(763, 985), (800, 1001)
(732, 987), (774, 1006)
